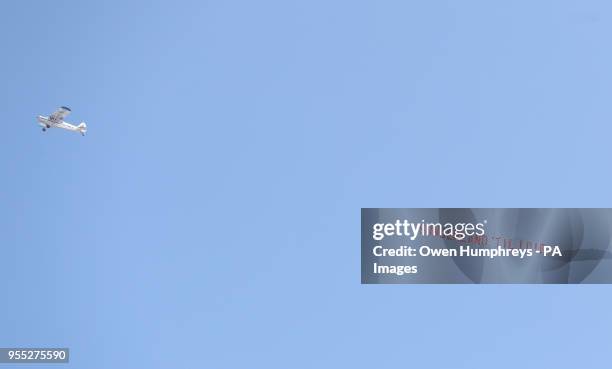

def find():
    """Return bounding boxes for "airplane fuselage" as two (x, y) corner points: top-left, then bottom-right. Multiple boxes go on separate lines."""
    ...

(37, 115), (86, 135)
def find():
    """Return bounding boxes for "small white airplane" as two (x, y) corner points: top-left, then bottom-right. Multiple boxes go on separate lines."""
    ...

(37, 106), (87, 136)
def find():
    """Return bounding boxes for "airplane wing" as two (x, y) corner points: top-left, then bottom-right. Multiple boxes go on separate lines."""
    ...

(49, 106), (71, 121)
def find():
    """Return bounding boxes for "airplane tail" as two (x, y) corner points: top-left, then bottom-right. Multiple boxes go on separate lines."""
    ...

(77, 122), (87, 136)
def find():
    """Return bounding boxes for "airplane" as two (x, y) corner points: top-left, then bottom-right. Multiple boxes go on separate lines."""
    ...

(37, 106), (87, 136)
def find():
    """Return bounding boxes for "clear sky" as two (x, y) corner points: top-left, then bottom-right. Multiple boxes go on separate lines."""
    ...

(1, 1), (612, 368)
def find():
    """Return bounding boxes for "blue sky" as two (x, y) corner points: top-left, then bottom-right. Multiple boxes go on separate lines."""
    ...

(1, 1), (612, 368)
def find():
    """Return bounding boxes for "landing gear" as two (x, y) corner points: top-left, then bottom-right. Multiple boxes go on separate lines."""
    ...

(42, 128), (46, 132)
